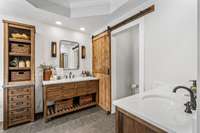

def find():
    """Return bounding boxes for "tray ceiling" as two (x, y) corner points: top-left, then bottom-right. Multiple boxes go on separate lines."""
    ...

(0, 0), (148, 33)
(26, 0), (128, 18)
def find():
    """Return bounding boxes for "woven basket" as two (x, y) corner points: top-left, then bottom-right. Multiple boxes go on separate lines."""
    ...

(55, 99), (73, 112)
(80, 95), (93, 106)
(11, 43), (30, 54)
(11, 71), (31, 81)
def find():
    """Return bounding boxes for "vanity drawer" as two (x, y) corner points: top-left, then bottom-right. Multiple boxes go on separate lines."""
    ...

(9, 100), (31, 110)
(8, 87), (31, 96)
(63, 88), (76, 98)
(87, 80), (99, 89)
(63, 83), (75, 89)
(8, 108), (31, 126)
(9, 94), (31, 102)
(77, 87), (97, 96)
(46, 86), (63, 101)
(76, 81), (87, 88)
(9, 108), (31, 116)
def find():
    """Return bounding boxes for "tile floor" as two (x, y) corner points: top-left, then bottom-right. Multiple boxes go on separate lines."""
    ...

(1, 107), (115, 133)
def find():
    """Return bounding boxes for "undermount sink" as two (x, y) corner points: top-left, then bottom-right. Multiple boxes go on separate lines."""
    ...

(142, 94), (176, 108)
(140, 94), (190, 126)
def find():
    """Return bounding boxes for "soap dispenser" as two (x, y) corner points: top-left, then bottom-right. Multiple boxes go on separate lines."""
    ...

(189, 80), (197, 95)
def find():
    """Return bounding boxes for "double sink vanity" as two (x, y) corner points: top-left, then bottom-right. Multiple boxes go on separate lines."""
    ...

(42, 77), (99, 122)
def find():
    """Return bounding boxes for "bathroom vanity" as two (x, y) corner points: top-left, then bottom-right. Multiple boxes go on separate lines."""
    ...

(43, 77), (99, 122)
(114, 87), (194, 133)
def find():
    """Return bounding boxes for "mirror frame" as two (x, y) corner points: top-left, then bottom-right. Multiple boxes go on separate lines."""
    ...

(59, 40), (80, 70)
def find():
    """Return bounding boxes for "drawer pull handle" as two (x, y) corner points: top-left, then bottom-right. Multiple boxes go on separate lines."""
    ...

(16, 102), (23, 105)
(17, 95), (24, 98)
(18, 72), (24, 74)
(18, 44), (25, 47)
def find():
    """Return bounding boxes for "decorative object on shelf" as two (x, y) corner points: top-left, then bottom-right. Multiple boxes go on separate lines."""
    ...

(51, 42), (57, 57)
(39, 64), (54, 81)
(25, 60), (31, 68)
(82, 70), (91, 77)
(18, 60), (25, 68)
(9, 58), (18, 67)
(81, 46), (86, 59)
(11, 33), (30, 40)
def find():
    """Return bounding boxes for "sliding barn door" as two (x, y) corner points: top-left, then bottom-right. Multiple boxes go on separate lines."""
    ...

(92, 31), (111, 112)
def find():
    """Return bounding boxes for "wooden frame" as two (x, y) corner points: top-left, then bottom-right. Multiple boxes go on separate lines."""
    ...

(3, 20), (35, 129)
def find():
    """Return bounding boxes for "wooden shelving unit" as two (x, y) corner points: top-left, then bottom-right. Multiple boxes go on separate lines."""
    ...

(3, 20), (35, 129)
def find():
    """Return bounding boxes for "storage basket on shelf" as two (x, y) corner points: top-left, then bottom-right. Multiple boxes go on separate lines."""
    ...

(11, 43), (30, 54)
(55, 99), (73, 112)
(11, 71), (31, 81)
(80, 95), (93, 106)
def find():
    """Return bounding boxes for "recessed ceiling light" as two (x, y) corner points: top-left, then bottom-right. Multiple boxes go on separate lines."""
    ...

(56, 21), (62, 25)
(80, 27), (85, 31)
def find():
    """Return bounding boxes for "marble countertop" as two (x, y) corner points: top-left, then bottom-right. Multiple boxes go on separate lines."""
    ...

(42, 76), (99, 85)
(113, 85), (196, 133)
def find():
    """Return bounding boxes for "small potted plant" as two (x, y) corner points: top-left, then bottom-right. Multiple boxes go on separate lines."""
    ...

(39, 64), (54, 81)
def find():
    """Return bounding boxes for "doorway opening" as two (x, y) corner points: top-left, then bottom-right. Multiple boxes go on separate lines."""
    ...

(111, 19), (144, 113)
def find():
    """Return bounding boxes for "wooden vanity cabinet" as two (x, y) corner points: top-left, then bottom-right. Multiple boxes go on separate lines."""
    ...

(43, 80), (99, 122)
(116, 107), (167, 133)
(4, 86), (35, 128)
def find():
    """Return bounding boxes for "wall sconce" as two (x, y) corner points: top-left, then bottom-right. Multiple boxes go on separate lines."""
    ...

(81, 46), (86, 59)
(51, 42), (57, 57)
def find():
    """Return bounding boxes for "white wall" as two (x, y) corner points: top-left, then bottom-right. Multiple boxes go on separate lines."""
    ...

(144, 0), (197, 89)
(97, 0), (198, 90)
(0, 15), (92, 121)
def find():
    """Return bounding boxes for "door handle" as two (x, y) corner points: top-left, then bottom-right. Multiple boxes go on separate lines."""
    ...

(107, 68), (110, 75)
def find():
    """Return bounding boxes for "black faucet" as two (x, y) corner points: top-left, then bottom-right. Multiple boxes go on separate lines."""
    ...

(173, 86), (196, 112)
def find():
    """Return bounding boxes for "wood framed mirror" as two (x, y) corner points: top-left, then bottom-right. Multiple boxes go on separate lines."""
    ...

(59, 40), (80, 70)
